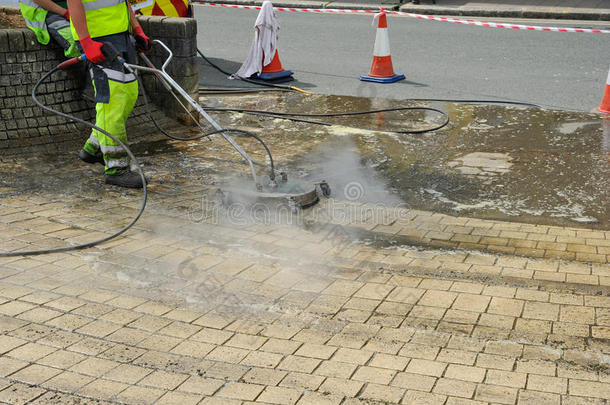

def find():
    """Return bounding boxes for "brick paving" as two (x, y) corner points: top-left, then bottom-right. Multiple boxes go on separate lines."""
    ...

(1, 95), (609, 404)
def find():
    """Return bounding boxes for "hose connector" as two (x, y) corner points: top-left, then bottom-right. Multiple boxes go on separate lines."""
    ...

(57, 54), (87, 70)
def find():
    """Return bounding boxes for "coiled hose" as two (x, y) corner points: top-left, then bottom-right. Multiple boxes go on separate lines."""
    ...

(0, 62), (148, 257)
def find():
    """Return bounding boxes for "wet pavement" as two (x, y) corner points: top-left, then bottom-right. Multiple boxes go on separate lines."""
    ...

(203, 93), (610, 229)
(1, 91), (610, 404)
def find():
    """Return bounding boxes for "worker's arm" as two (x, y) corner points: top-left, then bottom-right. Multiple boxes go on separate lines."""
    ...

(128, 4), (151, 52)
(67, 0), (89, 39)
(67, 0), (105, 62)
(33, 0), (68, 17)
(127, 3), (140, 30)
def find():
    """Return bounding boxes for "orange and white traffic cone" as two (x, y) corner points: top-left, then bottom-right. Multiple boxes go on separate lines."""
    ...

(235, 1), (294, 83)
(256, 50), (293, 83)
(598, 65), (610, 113)
(360, 9), (405, 83)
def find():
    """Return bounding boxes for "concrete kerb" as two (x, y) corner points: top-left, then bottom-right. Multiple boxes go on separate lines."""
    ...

(201, 0), (610, 20)
(397, 5), (610, 21)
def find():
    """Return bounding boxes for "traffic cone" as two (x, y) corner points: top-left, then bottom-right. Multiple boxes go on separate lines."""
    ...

(254, 50), (294, 83)
(360, 9), (405, 83)
(598, 65), (610, 113)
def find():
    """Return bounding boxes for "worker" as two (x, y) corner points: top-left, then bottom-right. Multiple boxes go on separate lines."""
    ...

(19, 0), (80, 57)
(68, 0), (151, 188)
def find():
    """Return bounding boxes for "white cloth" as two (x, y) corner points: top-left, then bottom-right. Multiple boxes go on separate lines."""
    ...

(235, 1), (279, 78)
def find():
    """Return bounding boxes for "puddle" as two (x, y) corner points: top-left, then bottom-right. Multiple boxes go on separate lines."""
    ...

(557, 120), (599, 135)
(448, 152), (513, 178)
(205, 93), (609, 229)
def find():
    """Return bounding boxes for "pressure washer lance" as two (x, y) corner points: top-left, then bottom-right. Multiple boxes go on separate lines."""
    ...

(60, 41), (279, 190)
(116, 40), (330, 208)
(131, 40), (280, 190)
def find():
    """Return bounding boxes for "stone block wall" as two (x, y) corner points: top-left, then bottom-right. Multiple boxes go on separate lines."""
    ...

(138, 15), (199, 118)
(0, 8), (198, 155)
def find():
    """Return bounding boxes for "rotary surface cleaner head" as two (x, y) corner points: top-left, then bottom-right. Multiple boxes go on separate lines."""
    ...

(216, 176), (331, 213)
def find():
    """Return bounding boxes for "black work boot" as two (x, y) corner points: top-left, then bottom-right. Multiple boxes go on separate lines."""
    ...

(105, 170), (145, 189)
(79, 149), (104, 165)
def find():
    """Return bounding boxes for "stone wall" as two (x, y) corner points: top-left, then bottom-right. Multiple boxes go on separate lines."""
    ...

(0, 7), (198, 155)
(138, 15), (199, 117)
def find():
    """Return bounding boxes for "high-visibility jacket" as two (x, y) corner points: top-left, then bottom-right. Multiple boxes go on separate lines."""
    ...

(139, 0), (189, 17)
(70, 0), (130, 40)
(19, 0), (52, 44)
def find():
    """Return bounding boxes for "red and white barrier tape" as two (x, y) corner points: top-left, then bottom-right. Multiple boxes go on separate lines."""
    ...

(193, 2), (610, 34)
(194, 2), (377, 14)
(401, 12), (610, 33)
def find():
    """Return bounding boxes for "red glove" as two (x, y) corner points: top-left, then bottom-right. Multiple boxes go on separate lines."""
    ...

(80, 36), (105, 63)
(61, 9), (70, 20)
(133, 26), (151, 53)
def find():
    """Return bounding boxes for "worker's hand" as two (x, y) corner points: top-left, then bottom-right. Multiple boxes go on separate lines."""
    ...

(80, 36), (106, 63)
(133, 26), (151, 53)
(61, 9), (70, 20)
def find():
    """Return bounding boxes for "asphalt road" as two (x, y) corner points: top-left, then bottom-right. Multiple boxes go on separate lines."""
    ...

(194, 5), (610, 112)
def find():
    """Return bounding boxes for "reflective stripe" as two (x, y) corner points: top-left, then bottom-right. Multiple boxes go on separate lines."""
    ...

(19, 0), (37, 7)
(83, 0), (125, 12)
(100, 144), (126, 154)
(47, 19), (69, 31)
(26, 19), (45, 29)
(373, 28), (391, 57)
(103, 68), (136, 83)
(87, 134), (100, 146)
(106, 158), (130, 168)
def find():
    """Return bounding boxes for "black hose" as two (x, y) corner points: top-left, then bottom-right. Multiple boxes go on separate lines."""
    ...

(199, 88), (290, 93)
(200, 98), (542, 134)
(194, 49), (449, 133)
(0, 64), (148, 257)
(137, 70), (276, 177)
(197, 48), (300, 92)
(195, 45), (546, 133)
(204, 106), (451, 134)
(209, 109), (332, 126)
(214, 129), (275, 177)
(406, 98), (542, 109)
